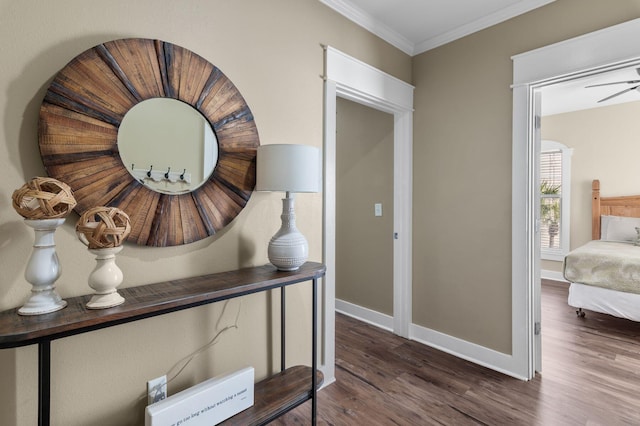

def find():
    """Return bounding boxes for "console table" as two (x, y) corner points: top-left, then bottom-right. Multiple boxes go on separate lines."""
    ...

(0, 262), (326, 426)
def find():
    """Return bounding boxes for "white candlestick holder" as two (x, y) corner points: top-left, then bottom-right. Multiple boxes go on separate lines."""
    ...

(19, 218), (68, 315)
(86, 246), (125, 309)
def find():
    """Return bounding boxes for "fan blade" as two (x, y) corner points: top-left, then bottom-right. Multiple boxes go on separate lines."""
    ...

(586, 80), (640, 88)
(597, 85), (640, 103)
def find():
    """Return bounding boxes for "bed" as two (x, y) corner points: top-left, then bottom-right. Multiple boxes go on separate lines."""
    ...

(563, 179), (640, 321)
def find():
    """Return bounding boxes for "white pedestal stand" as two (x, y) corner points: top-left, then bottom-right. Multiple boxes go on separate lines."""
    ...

(86, 246), (125, 309)
(19, 218), (68, 315)
(268, 194), (308, 271)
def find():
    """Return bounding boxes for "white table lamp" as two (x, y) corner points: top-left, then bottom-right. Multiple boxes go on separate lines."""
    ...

(257, 144), (320, 271)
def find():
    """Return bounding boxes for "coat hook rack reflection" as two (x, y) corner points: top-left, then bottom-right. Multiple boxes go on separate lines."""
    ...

(130, 165), (192, 185)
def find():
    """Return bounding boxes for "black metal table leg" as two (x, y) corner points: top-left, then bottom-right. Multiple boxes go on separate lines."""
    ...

(281, 287), (286, 372)
(38, 341), (51, 426)
(312, 277), (318, 425)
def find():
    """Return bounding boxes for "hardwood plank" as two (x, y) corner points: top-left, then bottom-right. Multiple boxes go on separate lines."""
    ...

(273, 280), (640, 425)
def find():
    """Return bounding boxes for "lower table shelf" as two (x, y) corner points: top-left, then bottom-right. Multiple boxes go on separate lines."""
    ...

(222, 366), (324, 425)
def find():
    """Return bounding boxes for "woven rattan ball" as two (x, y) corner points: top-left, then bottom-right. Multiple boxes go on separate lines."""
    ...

(76, 207), (131, 249)
(12, 177), (77, 219)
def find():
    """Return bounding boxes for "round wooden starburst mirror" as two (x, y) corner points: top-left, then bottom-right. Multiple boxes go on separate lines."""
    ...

(38, 38), (259, 246)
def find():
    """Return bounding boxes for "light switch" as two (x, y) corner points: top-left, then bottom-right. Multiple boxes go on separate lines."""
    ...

(374, 203), (383, 217)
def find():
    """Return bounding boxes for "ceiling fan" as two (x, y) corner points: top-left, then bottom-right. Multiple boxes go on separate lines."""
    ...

(585, 68), (640, 103)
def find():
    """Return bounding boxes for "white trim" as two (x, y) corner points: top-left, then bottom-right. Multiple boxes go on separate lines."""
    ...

(541, 269), (567, 282)
(318, 0), (414, 56)
(392, 111), (413, 337)
(323, 46), (414, 383)
(324, 47), (414, 112)
(510, 82), (532, 380)
(321, 78), (337, 387)
(409, 323), (528, 381)
(512, 19), (640, 85)
(512, 18), (640, 380)
(319, 0), (555, 56)
(541, 252), (564, 262)
(336, 299), (394, 332)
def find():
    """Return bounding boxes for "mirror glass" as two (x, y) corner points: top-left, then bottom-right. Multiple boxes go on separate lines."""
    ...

(118, 98), (218, 194)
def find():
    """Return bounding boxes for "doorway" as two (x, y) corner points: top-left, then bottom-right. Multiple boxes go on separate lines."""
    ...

(511, 18), (640, 379)
(535, 67), (640, 372)
(322, 46), (414, 385)
(335, 98), (395, 329)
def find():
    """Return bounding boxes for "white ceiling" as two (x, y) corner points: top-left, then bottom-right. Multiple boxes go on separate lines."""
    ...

(541, 65), (640, 116)
(319, 0), (556, 56)
(320, 0), (640, 115)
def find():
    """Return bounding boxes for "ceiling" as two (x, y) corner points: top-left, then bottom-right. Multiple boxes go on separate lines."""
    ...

(319, 0), (556, 56)
(320, 0), (640, 115)
(540, 65), (640, 116)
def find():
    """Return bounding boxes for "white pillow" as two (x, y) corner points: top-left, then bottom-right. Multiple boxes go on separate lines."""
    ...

(600, 215), (640, 242)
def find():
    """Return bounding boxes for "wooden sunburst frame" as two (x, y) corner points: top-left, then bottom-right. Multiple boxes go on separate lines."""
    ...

(38, 38), (259, 246)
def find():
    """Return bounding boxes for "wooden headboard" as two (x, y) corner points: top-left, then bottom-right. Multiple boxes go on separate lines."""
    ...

(592, 179), (640, 240)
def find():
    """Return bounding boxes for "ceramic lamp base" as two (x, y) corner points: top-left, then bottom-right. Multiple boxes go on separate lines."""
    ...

(268, 235), (309, 271)
(268, 196), (308, 271)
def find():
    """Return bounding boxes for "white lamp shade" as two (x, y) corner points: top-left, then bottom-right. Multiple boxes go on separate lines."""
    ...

(256, 144), (320, 193)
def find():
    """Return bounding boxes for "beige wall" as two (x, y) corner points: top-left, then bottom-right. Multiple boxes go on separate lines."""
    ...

(412, 0), (640, 354)
(541, 100), (640, 274)
(336, 98), (394, 315)
(0, 1), (411, 424)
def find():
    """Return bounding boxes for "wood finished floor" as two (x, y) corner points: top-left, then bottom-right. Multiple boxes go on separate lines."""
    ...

(272, 280), (640, 425)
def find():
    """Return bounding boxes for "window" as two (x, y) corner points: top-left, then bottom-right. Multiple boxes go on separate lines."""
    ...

(540, 140), (573, 261)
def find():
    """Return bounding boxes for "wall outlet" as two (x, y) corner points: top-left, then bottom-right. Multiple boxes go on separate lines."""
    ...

(374, 203), (383, 217)
(147, 375), (167, 405)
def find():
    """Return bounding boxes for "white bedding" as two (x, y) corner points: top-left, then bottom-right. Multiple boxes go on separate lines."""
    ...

(563, 240), (640, 294)
(568, 282), (640, 322)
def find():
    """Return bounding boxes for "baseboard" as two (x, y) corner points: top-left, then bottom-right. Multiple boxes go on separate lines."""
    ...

(409, 323), (528, 381)
(336, 299), (527, 380)
(335, 299), (394, 332)
(541, 269), (567, 282)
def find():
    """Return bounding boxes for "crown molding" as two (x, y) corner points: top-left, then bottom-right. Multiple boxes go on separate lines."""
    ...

(319, 0), (414, 56)
(320, 0), (556, 57)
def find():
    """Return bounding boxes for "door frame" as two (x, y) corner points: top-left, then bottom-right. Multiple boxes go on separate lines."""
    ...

(511, 18), (640, 379)
(321, 46), (414, 384)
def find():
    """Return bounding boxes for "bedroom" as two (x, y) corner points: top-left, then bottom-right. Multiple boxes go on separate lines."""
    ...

(2, 0), (640, 425)
(540, 59), (640, 316)
(538, 73), (640, 371)
(540, 62), (640, 311)
(540, 91), (640, 284)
